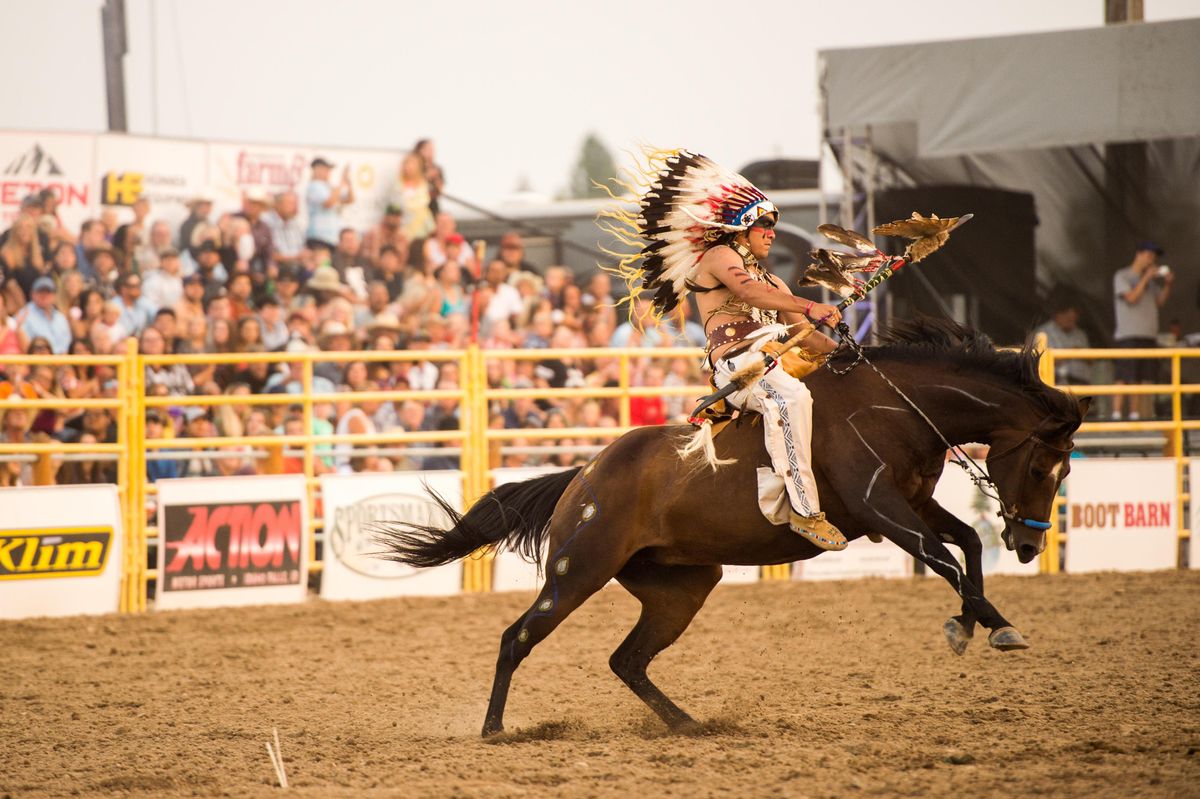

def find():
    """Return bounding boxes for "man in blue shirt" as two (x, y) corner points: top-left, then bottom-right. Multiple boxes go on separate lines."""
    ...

(112, 273), (156, 334)
(20, 276), (72, 353)
(305, 157), (354, 249)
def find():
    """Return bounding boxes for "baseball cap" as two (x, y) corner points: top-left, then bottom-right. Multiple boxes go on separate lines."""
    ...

(1135, 240), (1164, 256)
(447, 233), (465, 245)
(32, 276), (56, 293)
(310, 157), (334, 169)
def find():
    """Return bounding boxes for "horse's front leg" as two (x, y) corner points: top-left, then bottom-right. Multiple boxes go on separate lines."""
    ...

(918, 499), (986, 655)
(837, 464), (1028, 651)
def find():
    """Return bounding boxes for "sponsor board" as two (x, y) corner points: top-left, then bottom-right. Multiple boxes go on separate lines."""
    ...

(207, 142), (401, 235)
(1191, 460), (1200, 570)
(793, 536), (913, 581)
(0, 131), (93, 232)
(490, 468), (562, 593)
(0, 485), (124, 619)
(931, 464), (1041, 576)
(95, 135), (207, 232)
(319, 472), (463, 599)
(156, 475), (308, 610)
(1065, 458), (1177, 572)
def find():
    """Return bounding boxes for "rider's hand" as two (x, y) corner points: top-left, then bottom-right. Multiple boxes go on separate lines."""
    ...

(807, 302), (842, 328)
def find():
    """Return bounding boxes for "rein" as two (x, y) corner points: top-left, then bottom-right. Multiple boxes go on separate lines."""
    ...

(826, 324), (1070, 531)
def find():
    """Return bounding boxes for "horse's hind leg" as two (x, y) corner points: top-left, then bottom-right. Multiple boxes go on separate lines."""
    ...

(482, 529), (630, 737)
(610, 561), (722, 731)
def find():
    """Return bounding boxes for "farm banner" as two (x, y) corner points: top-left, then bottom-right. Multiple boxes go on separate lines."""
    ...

(208, 141), (401, 234)
(931, 463), (1041, 576)
(0, 130), (93, 232)
(319, 472), (463, 600)
(0, 485), (123, 619)
(155, 475), (308, 610)
(94, 134), (208, 234)
(1065, 458), (1177, 572)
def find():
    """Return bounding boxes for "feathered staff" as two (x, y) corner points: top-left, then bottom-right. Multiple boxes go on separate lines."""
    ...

(688, 213), (973, 419)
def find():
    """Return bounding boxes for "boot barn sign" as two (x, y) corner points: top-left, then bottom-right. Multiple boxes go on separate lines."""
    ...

(1065, 458), (1178, 572)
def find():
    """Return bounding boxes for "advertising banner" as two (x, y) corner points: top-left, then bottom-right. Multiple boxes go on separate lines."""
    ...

(207, 141), (401, 236)
(0, 485), (123, 619)
(793, 536), (913, 581)
(1192, 459), (1200, 570)
(95, 134), (207, 233)
(319, 471), (463, 600)
(931, 464), (1041, 576)
(1065, 458), (1178, 572)
(156, 475), (308, 610)
(0, 131), (94, 232)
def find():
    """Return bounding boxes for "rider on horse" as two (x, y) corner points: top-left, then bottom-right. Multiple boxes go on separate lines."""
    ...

(602, 149), (849, 551)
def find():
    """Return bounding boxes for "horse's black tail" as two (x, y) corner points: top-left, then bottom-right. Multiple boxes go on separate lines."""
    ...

(373, 467), (582, 568)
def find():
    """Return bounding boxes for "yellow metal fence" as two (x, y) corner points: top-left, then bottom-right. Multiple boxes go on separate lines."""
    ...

(3, 342), (1196, 608)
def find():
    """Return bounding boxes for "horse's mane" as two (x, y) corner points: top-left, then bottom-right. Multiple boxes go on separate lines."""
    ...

(838, 315), (1082, 429)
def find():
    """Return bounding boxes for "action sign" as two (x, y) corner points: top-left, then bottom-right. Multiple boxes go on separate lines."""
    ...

(0, 485), (124, 619)
(156, 475), (308, 610)
(320, 472), (463, 600)
(1065, 458), (1177, 572)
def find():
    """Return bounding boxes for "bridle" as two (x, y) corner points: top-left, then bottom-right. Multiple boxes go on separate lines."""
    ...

(983, 419), (1075, 531)
(829, 326), (1074, 531)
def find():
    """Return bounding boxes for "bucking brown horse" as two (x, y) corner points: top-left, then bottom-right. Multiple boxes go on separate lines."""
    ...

(377, 318), (1090, 737)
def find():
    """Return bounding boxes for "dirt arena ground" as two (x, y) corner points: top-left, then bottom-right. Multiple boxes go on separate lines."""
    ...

(2, 570), (1198, 798)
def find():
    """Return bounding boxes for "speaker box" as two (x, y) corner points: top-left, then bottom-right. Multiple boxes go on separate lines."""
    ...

(874, 186), (1037, 345)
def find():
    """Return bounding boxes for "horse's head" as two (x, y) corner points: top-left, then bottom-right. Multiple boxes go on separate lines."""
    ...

(986, 396), (1091, 563)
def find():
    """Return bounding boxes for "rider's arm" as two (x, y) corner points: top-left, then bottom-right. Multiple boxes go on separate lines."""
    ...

(704, 247), (840, 325)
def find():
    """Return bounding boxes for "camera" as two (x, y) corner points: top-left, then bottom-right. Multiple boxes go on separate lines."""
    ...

(1157, 265), (1171, 277)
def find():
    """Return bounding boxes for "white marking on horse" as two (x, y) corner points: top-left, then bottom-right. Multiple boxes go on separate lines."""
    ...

(1049, 461), (1064, 481)
(930, 384), (1000, 408)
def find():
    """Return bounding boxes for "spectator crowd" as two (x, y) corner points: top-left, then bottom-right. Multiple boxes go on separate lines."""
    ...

(0, 139), (705, 486)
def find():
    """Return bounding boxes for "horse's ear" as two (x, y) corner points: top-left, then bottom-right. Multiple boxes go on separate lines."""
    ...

(1076, 396), (1093, 418)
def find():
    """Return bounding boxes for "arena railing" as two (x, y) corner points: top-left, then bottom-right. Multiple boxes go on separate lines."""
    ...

(133, 347), (472, 611)
(0, 348), (140, 611)
(1037, 337), (1199, 572)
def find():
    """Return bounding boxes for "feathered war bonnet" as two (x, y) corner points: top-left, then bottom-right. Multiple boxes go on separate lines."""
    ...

(598, 149), (778, 318)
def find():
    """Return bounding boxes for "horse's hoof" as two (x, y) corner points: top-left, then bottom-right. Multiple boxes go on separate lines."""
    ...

(943, 617), (973, 656)
(481, 722), (504, 738)
(988, 626), (1030, 651)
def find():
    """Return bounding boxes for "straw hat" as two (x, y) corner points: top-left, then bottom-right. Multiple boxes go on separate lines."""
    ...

(366, 311), (404, 335)
(306, 265), (345, 294)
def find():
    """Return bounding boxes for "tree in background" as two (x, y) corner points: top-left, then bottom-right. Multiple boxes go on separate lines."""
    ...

(566, 133), (617, 199)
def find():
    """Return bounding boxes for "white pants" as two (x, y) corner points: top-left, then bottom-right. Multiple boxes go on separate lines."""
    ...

(714, 328), (820, 517)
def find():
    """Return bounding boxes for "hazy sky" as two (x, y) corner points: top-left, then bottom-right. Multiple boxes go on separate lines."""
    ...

(2, 0), (1196, 206)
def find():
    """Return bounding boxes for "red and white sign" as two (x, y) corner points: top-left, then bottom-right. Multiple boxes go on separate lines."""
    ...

(207, 141), (401, 235)
(155, 475), (308, 610)
(793, 536), (913, 581)
(932, 465), (1041, 576)
(1065, 458), (1178, 572)
(95, 134), (208, 233)
(0, 131), (94, 232)
(0, 485), (124, 619)
(319, 472), (463, 600)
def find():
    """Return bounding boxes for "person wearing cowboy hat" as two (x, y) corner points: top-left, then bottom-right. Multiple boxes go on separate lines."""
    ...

(179, 189), (214, 257)
(304, 264), (350, 300)
(241, 187), (274, 276)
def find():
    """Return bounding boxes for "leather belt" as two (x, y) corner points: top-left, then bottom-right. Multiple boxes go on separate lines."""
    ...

(705, 320), (762, 354)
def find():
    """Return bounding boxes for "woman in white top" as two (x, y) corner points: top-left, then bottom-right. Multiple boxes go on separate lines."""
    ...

(334, 384), (381, 473)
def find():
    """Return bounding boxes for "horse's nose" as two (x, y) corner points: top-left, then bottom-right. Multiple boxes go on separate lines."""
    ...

(1017, 543), (1040, 564)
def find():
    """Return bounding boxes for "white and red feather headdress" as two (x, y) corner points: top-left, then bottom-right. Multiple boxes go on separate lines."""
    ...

(599, 149), (778, 316)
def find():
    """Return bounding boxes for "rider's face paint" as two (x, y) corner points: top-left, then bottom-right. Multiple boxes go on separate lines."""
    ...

(746, 218), (776, 260)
